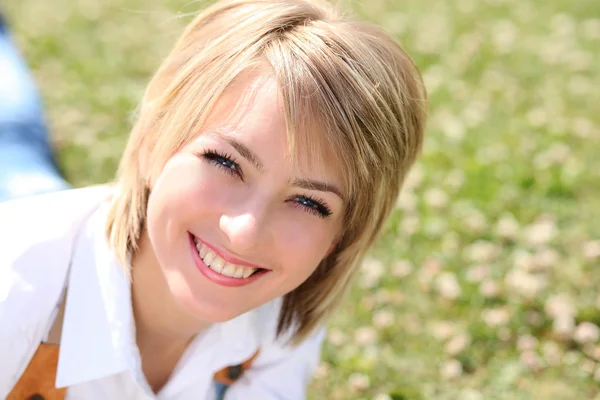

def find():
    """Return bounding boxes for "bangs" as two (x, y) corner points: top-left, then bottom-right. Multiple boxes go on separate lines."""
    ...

(264, 38), (362, 210)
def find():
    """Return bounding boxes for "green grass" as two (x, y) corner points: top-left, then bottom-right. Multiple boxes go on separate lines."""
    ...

(5, 0), (600, 398)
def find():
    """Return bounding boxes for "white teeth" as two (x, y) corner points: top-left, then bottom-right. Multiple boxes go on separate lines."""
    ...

(221, 264), (236, 277)
(204, 250), (216, 266)
(199, 244), (208, 259)
(195, 240), (259, 279)
(210, 257), (225, 273)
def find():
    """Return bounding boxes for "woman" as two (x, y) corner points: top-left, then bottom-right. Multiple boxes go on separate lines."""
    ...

(0, 1), (427, 398)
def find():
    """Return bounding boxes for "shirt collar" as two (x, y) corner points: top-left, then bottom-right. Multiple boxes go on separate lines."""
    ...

(56, 201), (134, 388)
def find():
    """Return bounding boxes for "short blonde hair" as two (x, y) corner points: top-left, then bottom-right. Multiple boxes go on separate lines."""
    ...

(106, 0), (427, 344)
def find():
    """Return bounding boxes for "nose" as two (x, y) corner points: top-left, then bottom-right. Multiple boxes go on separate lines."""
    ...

(219, 200), (269, 253)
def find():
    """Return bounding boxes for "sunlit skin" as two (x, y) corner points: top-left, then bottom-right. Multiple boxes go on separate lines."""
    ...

(129, 71), (345, 391)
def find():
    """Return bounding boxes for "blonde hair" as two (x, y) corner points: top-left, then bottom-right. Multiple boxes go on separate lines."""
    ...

(106, 0), (427, 344)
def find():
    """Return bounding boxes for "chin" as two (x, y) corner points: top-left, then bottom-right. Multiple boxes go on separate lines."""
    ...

(171, 284), (252, 324)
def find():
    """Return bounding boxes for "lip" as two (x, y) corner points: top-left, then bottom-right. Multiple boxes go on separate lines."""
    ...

(194, 234), (267, 270)
(188, 233), (269, 288)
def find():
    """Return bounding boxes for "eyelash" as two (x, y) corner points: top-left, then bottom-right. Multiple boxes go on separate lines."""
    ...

(290, 194), (332, 218)
(200, 149), (333, 219)
(201, 149), (242, 179)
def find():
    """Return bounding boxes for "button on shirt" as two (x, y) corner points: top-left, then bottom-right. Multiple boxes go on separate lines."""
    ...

(0, 187), (325, 399)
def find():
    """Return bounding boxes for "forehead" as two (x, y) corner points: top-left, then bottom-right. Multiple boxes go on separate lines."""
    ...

(198, 69), (347, 188)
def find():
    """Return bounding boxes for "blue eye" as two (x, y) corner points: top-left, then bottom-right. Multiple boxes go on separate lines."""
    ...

(201, 150), (243, 179)
(291, 195), (332, 218)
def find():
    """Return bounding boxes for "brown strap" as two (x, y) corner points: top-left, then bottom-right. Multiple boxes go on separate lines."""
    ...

(213, 349), (260, 385)
(7, 343), (66, 400)
(8, 342), (260, 398)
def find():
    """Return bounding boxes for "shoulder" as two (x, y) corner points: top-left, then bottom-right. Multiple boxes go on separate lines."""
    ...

(0, 185), (114, 288)
(0, 185), (113, 254)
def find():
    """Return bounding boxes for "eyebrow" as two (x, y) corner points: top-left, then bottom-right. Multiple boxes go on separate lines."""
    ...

(219, 135), (265, 172)
(215, 132), (345, 202)
(291, 179), (345, 202)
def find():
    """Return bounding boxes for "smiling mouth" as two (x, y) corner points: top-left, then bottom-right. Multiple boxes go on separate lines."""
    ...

(191, 234), (266, 279)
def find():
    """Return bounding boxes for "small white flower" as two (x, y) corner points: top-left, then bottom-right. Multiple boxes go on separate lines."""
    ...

(400, 215), (420, 235)
(523, 218), (558, 247)
(466, 264), (490, 283)
(444, 169), (465, 190)
(581, 359), (596, 375)
(348, 373), (370, 392)
(391, 260), (413, 278)
(460, 389), (484, 400)
(464, 240), (500, 263)
(445, 333), (471, 356)
(418, 258), (443, 288)
(583, 344), (600, 361)
(552, 316), (575, 339)
(545, 294), (576, 319)
(573, 322), (600, 344)
(424, 188), (449, 209)
(373, 310), (395, 329)
(571, 117), (597, 138)
(423, 217), (447, 237)
(327, 328), (347, 346)
(595, 365), (600, 382)
(492, 20), (518, 53)
(517, 334), (539, 352)
(505, 269), (546, 299)
(403, 165), (424, 191)
(464, 210), (488, 233)
(314, 362), (329, 379)
(582, 18), (600, 40)
(495, 214), (520, 240)
(534, 248), (560, 269)
(526, 108), (547, 127)
(373, 394), (392, 400)
(435, 272), (462, 300)
(520, 351), (540, 370)
(440, 359), (463, 380)
(373, 289), (392, 305)
(480, 280), (499, 298)
(481, 308), (510, 327)
(583, 240), (600, 260)
(514, 249), (536, 271)
(354, 327), (378, 346)
(396, 191), (418, 211)
(431, 321), (457, 341)
(360, 258), (385, 289)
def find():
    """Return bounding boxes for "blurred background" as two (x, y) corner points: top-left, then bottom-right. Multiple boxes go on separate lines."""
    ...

(4, 0), (600, 398)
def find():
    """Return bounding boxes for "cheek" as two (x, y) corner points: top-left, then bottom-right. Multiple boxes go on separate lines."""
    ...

(149, 157), (233, 222)
(272, 217), (336, 278)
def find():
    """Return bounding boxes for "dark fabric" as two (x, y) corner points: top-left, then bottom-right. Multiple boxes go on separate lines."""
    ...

(0, 13), (6, 33)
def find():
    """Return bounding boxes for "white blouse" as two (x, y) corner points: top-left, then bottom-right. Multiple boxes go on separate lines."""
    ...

(0, 187), (324, 399)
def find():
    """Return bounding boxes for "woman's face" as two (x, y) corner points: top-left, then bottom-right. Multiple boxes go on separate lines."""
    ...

(145, 72), (345, 324)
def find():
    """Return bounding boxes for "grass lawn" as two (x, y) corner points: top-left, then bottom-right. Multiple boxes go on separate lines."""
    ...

(5, 0), (600, 398)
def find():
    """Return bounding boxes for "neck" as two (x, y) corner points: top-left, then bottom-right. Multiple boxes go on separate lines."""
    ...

(130, 229), (211, 350)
